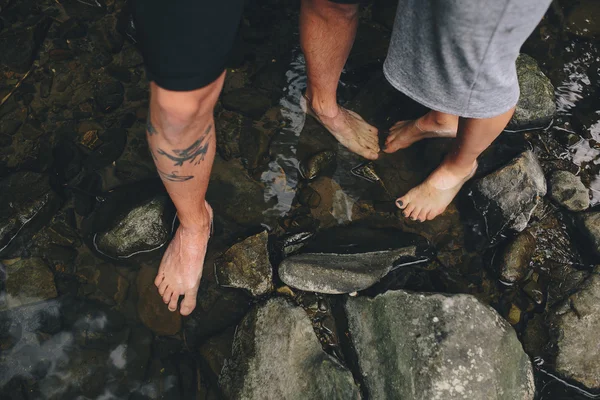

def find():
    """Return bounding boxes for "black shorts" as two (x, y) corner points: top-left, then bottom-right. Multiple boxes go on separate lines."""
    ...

(132, 1), (360, 91)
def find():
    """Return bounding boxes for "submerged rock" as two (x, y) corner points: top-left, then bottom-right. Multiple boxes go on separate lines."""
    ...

(221, 87), (272, 119)
(507, 54), (555, 131)
(215, 231), (274, 297)
(137, 265), (181, 336)
(89, 193), (175, 260)
(497, 230), (536, 284)
(549, 171), (589, 211)
(345, 290), (535, 399)
(576, 212), (600, 262)
(300, 150), (336, 180)
(0, 20), (51, 72)
(280, 246), (420, 294)
(549, 267), (600, 389)
(219, 298), (360, 400)
(2, 258), (58, 309)
(565, 0), (600, 39)
(0, 172), (61, 257)
(470, 151), (546, 240)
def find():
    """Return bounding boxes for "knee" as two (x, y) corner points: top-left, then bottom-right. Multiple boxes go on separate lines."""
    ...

(150, 78), (223, 142)
(305, 0), (358, 20)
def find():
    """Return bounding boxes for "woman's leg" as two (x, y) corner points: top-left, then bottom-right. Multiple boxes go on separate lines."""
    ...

(384, 110), (459, 153)
(396, 106), (515, 222)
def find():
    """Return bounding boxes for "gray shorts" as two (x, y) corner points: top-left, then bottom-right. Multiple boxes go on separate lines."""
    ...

(383, 0), (552, 119)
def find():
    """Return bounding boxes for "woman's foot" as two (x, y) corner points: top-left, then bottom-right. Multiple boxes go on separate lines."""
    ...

(384, 111), (459, 153)
(302, 94), (380, 160)
(396, 160), (477, 222)
(154, 201), (213, 316)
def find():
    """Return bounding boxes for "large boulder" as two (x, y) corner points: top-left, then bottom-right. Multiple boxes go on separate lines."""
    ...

(470, 151), (546, 241)
(219, 298), (361, 400)
(345, 290), (535, 400)
(506, 54), (556, 132)
(215, 231), (274, 297)
(548, 171), (589, 212)
(549, 267), (600, 389)
(0, 172), (61, 257)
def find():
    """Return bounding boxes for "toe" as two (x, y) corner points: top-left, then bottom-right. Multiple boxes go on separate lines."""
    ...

(403, 203), (416, 218)
(410, 206), (422, 221)
(162, 287), (173, 304)
(417, 208), (429, 222)
(396, 197), (408, 210)
(158, 279), (169, 296)
(168, 291), (179, 312)
(180, 289), (198, 316)
(154, 272), (165, 288)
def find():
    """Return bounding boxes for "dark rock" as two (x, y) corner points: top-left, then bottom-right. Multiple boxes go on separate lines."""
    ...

(221, 87), (272, 119)
(276, 231), (314, 258)
(215, 231), (274, 297)
(565, 0), (600, 39)
(300, 150), (336, 180)
(87, 191), (175, 261)
(76, 252), (129, 305)
(372, 0), (397, 30)
(198, 326), (235, 377)
(0, 172), (61, 257)
(523, 280), (544, 306)
(522, 313), (548, 357)
(95, 80), (124, 113)
(61, 0), (106, 20)
(549, 267), (600, 389)
(577, 212), (600, 261)
(219, 298), (360, 399)
(89, 14), (123, 54)
(83, 127), (127, 170)
(506, 54), (556, 131)
(215, 110), (245, 160)
(470, 151), (546, 240)
(549, 170), (589, 211)
(345, 290), (535, 399)
(56, 18), (88, 39)
(1, 258), (57, 309)
(136, 264), (181, 336)
(239, 124), (272, 171)
(497, 230), (536, 283)
(0, 19), (51, 72)
(183, 280), (250, 348)
(298, 186), (321, 208)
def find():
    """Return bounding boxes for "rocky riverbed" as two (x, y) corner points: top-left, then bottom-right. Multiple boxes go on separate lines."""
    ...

(1, 0), (599, 399)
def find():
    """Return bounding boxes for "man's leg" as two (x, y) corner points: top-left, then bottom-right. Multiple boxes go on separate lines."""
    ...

(147, 73), (224, 316)
(300, 0), (379, 159)
(396, 107), (515, 222)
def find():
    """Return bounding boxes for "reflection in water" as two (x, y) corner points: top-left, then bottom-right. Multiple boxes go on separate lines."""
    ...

(260, 48), (306, 219)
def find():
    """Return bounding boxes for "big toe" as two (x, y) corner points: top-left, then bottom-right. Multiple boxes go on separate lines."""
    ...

(180, 289), (198, 316)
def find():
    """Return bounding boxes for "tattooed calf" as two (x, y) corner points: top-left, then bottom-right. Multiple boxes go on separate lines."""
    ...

(156, 124), (212, 166)
(146, 108), (158, 136)
(157, 168), (194, 182)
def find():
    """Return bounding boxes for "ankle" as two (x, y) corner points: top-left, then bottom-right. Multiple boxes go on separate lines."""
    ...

(423, 111), (458, 129)
(305, 89), (339, 118)
(441, 155), (477, 174)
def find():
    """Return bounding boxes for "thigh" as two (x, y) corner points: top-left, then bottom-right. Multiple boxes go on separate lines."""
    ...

(132, 0), (244, 91)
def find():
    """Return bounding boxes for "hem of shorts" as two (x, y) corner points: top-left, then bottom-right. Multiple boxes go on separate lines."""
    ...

(146, 66), (226, 92)
(383, 64), (518, 120)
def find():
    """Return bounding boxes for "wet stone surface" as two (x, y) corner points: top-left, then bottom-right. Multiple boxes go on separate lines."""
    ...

(346, 290), (535, 400)
(215, 230), (274, 297)
(548, 170), (590, 211)
(219, 297), (361, 400)
(576, 212), (600, 262)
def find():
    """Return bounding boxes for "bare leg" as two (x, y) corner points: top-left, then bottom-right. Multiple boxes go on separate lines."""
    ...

(397, 107), (515, 222)
(384, 110), (459, 153)
(300, 0), (379, 159)
(147, 72), (225, 316)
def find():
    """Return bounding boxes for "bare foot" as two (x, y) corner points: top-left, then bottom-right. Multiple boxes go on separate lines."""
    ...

(396, 160), (477, 222)
(384, 111), (459, 153)
(155, 201), (213, 316)
(302, 95), (380, 160)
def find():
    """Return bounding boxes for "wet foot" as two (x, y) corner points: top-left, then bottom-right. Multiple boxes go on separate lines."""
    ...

(155, 201), (213, 316)
(302, 95), (380, 160)
(384, 112), (459, 153)
(397, 160), (477, 222)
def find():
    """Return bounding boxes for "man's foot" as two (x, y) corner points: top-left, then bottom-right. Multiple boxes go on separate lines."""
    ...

(154, 201), (213, 316)
(302, 95), (380, 160)
(396, 160), (477, 222)
(384, 112), (459, 153)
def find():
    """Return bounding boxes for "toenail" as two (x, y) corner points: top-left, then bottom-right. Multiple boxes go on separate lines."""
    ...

(396, 200), (403, 207)
(410, 217), (415, 221)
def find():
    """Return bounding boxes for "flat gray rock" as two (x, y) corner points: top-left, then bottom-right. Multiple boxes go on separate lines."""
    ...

(470, 151), (546, 240)
(549, 266), (600, 389)
(215, 231), (274, 297)
(279, 246), (419, 294)
(219, 298), (360, 400)
(549, 170), (589, 212)
(345, 290), (535, 400)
